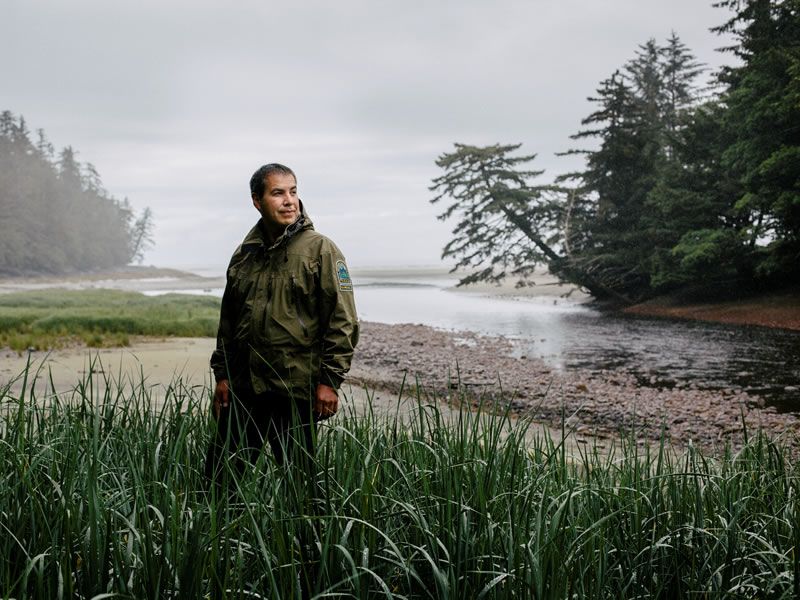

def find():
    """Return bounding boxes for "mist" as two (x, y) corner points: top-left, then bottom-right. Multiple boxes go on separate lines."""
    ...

(2, 0), (734, 271)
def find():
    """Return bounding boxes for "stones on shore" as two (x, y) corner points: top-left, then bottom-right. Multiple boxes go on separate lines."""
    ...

(349, 321), (800, 452)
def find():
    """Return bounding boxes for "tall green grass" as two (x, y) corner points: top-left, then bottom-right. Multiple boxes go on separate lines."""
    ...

(1, 360), (798, 598)
(0, 289), (219, 350)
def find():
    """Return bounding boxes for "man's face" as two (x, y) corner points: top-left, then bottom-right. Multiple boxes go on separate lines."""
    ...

(252, 172), (300, 230)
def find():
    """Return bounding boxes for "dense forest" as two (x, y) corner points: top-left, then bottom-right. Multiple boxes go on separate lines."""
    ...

(432, 0), (799, 304)
(0, 111), (153, 275)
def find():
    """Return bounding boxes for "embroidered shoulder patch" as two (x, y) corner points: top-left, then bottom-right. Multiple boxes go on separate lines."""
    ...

(336, 260), (353, 291)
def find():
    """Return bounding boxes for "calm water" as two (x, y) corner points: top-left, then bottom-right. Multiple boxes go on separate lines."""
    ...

(151, 270), (800, 412)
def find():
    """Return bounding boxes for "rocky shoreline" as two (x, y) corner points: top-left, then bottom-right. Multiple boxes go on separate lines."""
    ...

(350, 321), (800, 452)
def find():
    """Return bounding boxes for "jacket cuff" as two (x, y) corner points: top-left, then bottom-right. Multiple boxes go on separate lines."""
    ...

(320, 370), (344, 390)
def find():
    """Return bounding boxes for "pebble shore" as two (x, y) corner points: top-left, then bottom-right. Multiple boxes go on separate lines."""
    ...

(350, 321), (800, 452)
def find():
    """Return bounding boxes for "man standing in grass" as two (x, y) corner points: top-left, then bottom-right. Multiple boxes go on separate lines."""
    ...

(206, 163), (359, 478)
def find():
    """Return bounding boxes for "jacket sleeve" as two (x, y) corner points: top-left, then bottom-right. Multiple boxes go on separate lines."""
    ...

(210, 265), (240, 383)
(318, 243), (360, 389)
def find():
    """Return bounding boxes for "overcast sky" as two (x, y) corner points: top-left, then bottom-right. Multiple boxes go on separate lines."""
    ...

(2, 1), (736, 271)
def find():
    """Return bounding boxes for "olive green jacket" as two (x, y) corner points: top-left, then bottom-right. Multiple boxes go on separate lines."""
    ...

(210, 209), (359, 396)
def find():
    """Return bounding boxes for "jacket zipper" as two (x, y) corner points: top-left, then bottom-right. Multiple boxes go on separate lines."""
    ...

(265, 276), (273, 338)
(291, 275), (309, 339)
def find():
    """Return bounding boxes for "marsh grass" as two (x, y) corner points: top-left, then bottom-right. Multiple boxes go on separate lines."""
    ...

(1, 359), (798, 599)
(0, 289), (220, 351)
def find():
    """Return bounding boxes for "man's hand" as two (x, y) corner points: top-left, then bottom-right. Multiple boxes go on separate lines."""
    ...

(213, 379), (230, 419)
(314, 384), (338, 420)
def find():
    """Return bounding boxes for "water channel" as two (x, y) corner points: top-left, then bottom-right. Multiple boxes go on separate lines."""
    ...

(353, 274), (800, 413)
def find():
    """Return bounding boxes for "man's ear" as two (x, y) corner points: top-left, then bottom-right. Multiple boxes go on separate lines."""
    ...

(251, 194), (261, 212)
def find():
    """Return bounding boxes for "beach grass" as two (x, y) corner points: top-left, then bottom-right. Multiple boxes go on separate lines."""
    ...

(0, 289), (220, 351)
(0, 360), (798, 599)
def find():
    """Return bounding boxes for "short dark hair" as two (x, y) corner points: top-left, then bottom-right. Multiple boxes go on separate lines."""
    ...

(249, 163), (296, 200)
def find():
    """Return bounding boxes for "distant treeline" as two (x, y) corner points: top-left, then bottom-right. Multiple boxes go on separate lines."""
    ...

(0, 111), (153, 275)
(432, 0), (799, 303)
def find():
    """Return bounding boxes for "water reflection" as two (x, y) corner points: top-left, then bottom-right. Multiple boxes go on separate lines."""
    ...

(355, 281), (800, 413)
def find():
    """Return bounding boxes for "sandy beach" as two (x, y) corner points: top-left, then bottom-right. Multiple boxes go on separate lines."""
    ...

(4, 266), (796, 332)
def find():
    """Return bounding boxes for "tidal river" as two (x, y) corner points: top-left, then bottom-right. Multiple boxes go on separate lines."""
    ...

(154, 268), (800, 412)
(353, 272), (800, 413)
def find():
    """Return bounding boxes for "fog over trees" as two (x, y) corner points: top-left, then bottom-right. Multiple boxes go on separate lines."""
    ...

(432, 0), (799, 303)
(0, 111), (153, 275)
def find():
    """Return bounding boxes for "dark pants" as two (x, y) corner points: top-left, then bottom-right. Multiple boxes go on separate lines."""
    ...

(204, 382), (317, 484)
(203, 384), (321, 597)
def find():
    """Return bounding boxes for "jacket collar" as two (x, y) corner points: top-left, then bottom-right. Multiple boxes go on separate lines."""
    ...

(242, 201), (314, 251)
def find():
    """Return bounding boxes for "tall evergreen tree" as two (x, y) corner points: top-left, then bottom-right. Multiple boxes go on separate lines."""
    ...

(660, 32), (705, 155)
(35, 128), (55, 162)
(432, 20), (797, 302)
(561, 67), (660, 300)
(430, 143), (634, 302)
(713, 0), (800, 284)
(645, 100), (746, 291)
(129, 206), (154, 264)
(562, 34), (705, 300)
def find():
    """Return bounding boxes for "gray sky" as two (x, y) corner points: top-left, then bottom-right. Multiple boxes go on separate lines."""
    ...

(2, 0), (736, 271)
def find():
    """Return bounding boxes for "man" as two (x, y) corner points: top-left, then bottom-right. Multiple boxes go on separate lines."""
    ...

(206, 163), (359, 477)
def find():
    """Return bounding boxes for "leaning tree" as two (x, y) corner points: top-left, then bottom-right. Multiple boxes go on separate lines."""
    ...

(430, 143), (631, 302)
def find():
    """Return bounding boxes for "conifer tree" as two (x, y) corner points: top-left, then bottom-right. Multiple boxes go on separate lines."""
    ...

(430, 143), (632, 301)
(561, 68), (658, 300)
(660, 32), (705, 155)
(562, 34), (705, 300)
(713, 0), (800, 283)
(129, 206), (154, 264)
(430, 143), (558, 286)
(644, 101), (746, 291)
(431, 18), (797, 302)
(0, 111), (154, 274)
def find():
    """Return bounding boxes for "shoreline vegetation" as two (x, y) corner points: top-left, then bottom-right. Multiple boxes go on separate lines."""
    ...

(0, 287), (220, 352)
(0, 111), (154, 275)
(2, 364), (798, 597)
(428, 8), (800, 309)
(0, 265), (225, 296)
